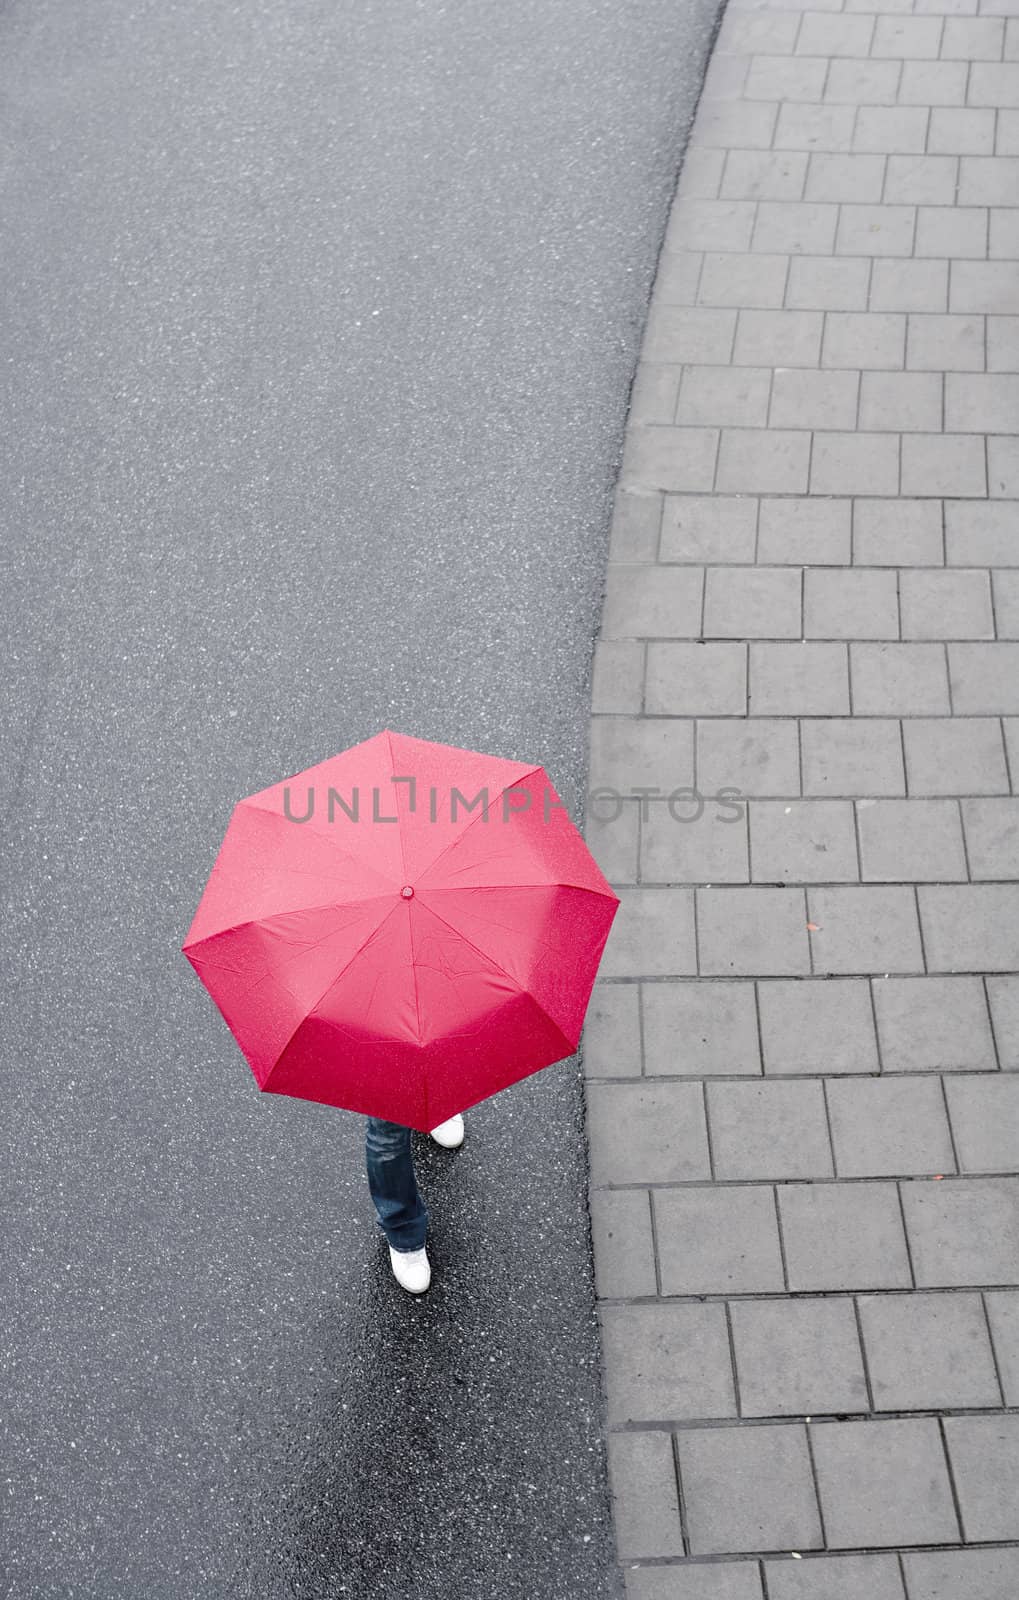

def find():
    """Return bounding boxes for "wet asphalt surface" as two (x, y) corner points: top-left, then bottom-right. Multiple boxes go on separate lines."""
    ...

(0, 0), (721, 1595)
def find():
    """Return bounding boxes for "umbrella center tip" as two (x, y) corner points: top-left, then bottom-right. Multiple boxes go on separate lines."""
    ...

(400, 884), (415, 899)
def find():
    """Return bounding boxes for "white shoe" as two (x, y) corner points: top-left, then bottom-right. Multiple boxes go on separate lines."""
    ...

(389, 1243), (431, 1294)
(429, 1113), (464, 1149)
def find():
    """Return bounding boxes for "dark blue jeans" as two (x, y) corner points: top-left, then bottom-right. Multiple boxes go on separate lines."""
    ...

(365, 1117), (428, 1252)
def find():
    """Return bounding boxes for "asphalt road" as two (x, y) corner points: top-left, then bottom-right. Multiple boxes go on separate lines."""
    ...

(0, 1), (720, 1594)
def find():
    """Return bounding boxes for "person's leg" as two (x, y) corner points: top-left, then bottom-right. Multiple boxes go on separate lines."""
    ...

(365, 1117), (428, 1252)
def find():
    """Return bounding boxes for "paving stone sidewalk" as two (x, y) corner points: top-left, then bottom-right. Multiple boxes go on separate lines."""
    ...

(582, 0), (1019, 1593)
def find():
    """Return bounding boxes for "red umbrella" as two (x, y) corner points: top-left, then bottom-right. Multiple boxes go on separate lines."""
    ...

(182, 730), (619, 1131)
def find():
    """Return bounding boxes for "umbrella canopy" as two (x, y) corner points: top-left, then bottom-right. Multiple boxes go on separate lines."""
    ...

(182, 730), (619, 1130)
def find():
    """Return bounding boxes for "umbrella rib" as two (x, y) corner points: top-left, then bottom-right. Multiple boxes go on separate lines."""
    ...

(414, 762), (545, 886)
(266, 897), (408, 1084)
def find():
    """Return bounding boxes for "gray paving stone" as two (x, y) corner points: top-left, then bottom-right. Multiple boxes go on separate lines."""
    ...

(806, 153), (886, 204)
(718, 9), (802, 54)
(951, 643), (1019, 713)
(827, 1075), (956, 1176)
(677, 149), (726, 202)
(942, 15), (1006, 56)
(836, 204), (917, 257)
(717, 430), (813, 495)
(985, 1290), (1019, 1403)
(853, 499), (944, 567)
(692, 101), (780, 152)
(653, 1184), (786, 1294)
(697, 252), (789, 312)
(990, 206), (1019, 260)
(607, 1431), (684, 1559)
(599, 886), (698, 979)
(786, 255), (872, 311)
(666, 198), (757, 254)
(854, 106), (930, 154)
(730, 1297), (868, 1418)
(902, 1548), (1019, 1600)
(810, 1417), (960, 1548)
(869, 259), (949, 314)
(807, 885), (924, 974)
(707, 1078), (834, 1178)
(959, 154), (1019, 205)
(697, 718), (801, 797)
(798, 12), (875, 55)
(625, 1564), (765, 1600)
(698, 885), (811, 975)
(988, 974), (1019, 1068)
(583, 980), (642, 1077)
(656, 249), (706, 305)
(750, 798), (859, 881)
(765, 1553), (905, 1600)
(590, 715), (694, 792)
(945, 1074), (1019, 1171)
(826, 59), (903, 106)
(960, 796), (1019, 878)
(901, 569), (995, 639)
(611, 488), (664, 561)
(951, 260), (1019, 314)
(986, 314), (1019, 373)
(758, 497), (852, 564)
(920, 883), (1019, 970)
(758, 977), (880, 1074)
(873, 14), (945, 56)
(642, 801), (751, 884)
(859, 1290), (1000, 1409)
(906, 312), (985, 371)
(586, 1080), (710, 1184)
(643, 978), (762, 1076)
(857, 797), (968, 881)
(946, 372), (1019, 432)
(859, 370), (942, 432)
(1005, 721), (1019, 792)
(885, 154), (959, 206)
(722, 150), (808, 202)
(646, 641), (748, 716)
(928, 107), (997, 156)
(802, 718), (905, 796)
(994, 569), (1019, 635)
(779, 1181), (913, 1289)
(770, 368), (860, 430)
(988, 433), (1019, 496)
(823, 311), (906, 369)
(733, 309), (824, 367)
(903, 718), (1010, 795)
(916, 204), (989, 259)
(601, 1302), (736, 1424)
(593, 640), (645, 713)
(660, 495), (758, 563)
(776, 102), (859, 152)
(621, 426), (720, 493)
(589, 1187), (658, 1297)
(804, 569), (899, 639)
(677, 366), (773, 429)
(873, 974), (997, 1070)
(587, 800), (636, 890)
(943, 1415), (1019, 1541)
(630, 362), (683, 424)
(745, 54), (830, 103)
(704, 566), (803, 638)
(851, 642), (951, 714)
(678, 1423), (822, 1556)
(601, 565), (705, 639)
(643, 306), (738, 365)
(902, 433), (988, 498)
(750, 642), (851, 716)
(946, 502), (1019, 565)
(812, 433), (900, 496)
(902, 59), (966, 106)
(902, 1175), (1019, 1285)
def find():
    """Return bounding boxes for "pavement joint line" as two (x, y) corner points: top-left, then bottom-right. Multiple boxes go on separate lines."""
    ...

(979, 1289), (1009, 1410)
(937, 1413), (968, 1544)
